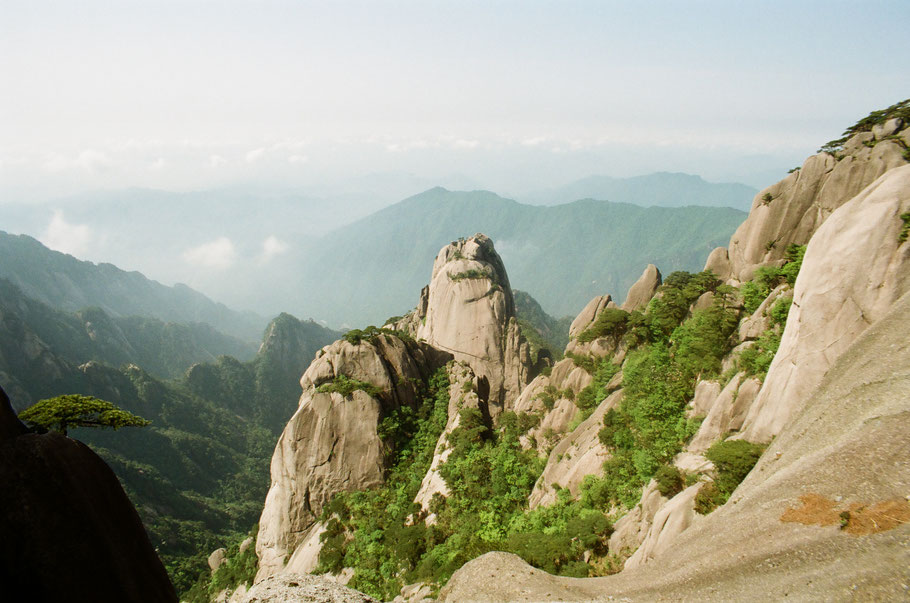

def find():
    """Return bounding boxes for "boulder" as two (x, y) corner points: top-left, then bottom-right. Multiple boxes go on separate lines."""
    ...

(528, 390), (622, 508)
(568, 294), (613, 338)
(208, 548), (227, 572)
(688, 374), (761, 454)
(623, 483), (702, 569)
(703, 246), (732, 281)
(608, 480), (668, 556)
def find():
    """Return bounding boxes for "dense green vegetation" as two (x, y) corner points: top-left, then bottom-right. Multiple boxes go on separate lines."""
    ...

(594, 270), (739, 507)
(317, 365), (621, 598)
(576, 308), (630, 343)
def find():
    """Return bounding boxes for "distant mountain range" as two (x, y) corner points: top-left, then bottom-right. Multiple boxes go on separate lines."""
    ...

(521, 172), (758, 210)
(270, 188), (746, 326)
(0, 231), (266, 342)
(0, 171), (754, 322)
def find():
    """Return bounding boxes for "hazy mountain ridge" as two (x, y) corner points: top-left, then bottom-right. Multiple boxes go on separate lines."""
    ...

(0, 278), (256, 395)
(0, 231), (266, 342)
(522, 171), (758, 210)
(289, 188), (746, 325)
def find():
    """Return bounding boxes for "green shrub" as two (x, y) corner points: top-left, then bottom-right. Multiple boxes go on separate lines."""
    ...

(818, 98), (910, 154)
(705, 439), (764, 495)
(316, 374), (382, 398)
(779, 244), (806, 286)
(654, 465), (684, 498)
(565, 351), (597, 374)
(576, 308), (630, 343)
(693, 482), (723, 515)
(343, 325), (413, 345)
(900, 213), (910, 244)
(761, 193), (773, 204)
(448, 268), (493, 282)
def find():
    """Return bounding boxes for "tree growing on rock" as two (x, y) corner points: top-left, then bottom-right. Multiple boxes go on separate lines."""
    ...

(18, 394), (150, 436)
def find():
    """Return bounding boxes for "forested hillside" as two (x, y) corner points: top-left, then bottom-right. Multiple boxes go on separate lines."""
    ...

(0, 283), (339, 593)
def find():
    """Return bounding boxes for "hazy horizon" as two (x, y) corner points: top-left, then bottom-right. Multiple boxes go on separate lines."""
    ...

(3, 1), (908, 202)
(2, 0), (908, 320)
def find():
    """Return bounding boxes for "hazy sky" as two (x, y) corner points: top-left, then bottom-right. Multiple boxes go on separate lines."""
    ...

(2, 0), (909, 201)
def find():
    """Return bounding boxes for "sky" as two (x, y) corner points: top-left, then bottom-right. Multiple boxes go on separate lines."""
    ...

(2, 0), (908, 204)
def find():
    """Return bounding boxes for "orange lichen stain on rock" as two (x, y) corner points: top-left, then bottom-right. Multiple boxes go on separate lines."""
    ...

(780, 493), (840, 526)
(781, 493), (910, 536)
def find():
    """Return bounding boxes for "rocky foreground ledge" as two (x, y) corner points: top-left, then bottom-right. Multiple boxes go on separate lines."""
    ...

(225, 572), (378, 602)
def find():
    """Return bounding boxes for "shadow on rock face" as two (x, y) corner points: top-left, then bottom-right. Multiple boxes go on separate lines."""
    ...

(0, 386), (177, 603)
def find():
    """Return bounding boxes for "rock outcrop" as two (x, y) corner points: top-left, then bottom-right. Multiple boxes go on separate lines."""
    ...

(621, 264), (662, 311)
(0, 386), (177, 602)
(256, 234), (537, 582)
(256, 335), (448, 579)
(415, 234), (534, 410)
(723, 126), (908, 282)
(528, 390), (622, 508)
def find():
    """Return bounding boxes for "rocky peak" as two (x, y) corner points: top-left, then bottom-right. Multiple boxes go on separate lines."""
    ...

(416, 234), (532, 409)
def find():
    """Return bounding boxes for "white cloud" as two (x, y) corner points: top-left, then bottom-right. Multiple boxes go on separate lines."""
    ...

(259, 235), (289, 263)
(287, 154), (309, 164)
(150, 157), (165, 170)
(41, 210), (93, 257)
(209, 154), (228, 167)
(183, 237), (236, 270)
(245, 147), (266, 163)
(74, 149), (112, 173)
(453, 139), (479, 149)
(522, 136), (546, 146)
